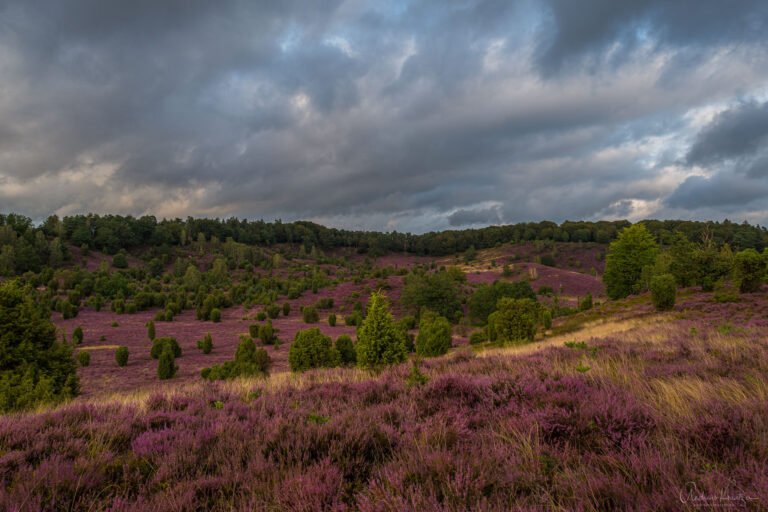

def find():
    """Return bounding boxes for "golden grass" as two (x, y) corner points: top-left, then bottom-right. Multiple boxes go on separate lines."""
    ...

(78, 345), (122, 351)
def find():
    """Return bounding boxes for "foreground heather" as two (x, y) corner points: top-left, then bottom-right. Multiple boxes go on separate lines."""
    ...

(2, 313), (767, 511)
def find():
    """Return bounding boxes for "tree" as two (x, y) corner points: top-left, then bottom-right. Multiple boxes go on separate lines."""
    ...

(356, 292), (407, 368)
(72, 326), (84, 344)
(650, 274), (676, 311)
(603, 224), (659, 299)
(335, 335), (356, 366)
(157, 346), (177, 380)
(415, 309), (452, 357)
(151, 337), (181, 359)
(115, 346), (129, 366)
(401, 268), (465, 320)
(0, 280), (79, 412)
(288, 328), (339, 372)
(734, 249), (765, 293)
(468, 280), (535, 324)
(487, 298), (542, 344)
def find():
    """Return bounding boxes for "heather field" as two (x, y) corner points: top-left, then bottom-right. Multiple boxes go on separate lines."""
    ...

(3, 291), (767, 510)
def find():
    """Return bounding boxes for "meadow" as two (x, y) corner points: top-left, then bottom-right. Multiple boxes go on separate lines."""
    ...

(2, 290), (766, 510)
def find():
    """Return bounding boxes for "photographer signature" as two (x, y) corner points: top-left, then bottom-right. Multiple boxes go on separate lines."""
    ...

(679, 482), (758, 508)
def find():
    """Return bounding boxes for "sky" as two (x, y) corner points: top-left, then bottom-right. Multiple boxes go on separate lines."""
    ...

(1, 0), (768, 233)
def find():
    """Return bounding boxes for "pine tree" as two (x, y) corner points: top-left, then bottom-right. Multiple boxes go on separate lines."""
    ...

(356, 292), (407, 369)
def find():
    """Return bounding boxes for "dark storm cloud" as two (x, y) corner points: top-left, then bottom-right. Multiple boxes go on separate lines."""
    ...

(666, 174), (768, 210)
(536, 0), (768, 75)
(686, 101), (768, 166)
(1, 0), (768, 230)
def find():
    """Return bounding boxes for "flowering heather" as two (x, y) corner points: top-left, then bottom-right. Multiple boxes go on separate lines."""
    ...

(4, 294), (768, 510)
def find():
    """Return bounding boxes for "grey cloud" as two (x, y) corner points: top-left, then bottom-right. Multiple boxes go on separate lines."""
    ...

(448, 206), (502, 227)
(666, 174), (768, 210)
(1, 0), (768, 231)
(537, 0), (768, 75)
(686, 101), (768, 166)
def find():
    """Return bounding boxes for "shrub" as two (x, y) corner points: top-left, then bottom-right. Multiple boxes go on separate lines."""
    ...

(0, 281), (78, 412)
(157, 347), (177, 380)
(406, 359), (429, 387)
(356, 292), (407, 368)
(210, 308), (221, 323)
(164, 309), (174, 322)
(487, 298), (542, 344)
(469, 331), (486, 344)
(289, 328), (339, 372)
(345, 312), (362, 327)
(115, 346), (129, 367)
(316, 297), (334, 309)
(734, 248), (765, 293)
(202, 336), (271, 380)
(266, 304), (281, 319)
(542, 309), (552, 329)
(151, 337), (181, 359)
(415, 309), (452, 357)
(302, 306), (319, 323)
(713, 280), (740, 303)
(72, 326), (84, 344)
(256, 311), (267, 321)
(258, 321), (276, 345)
(112, 251), (128, 269)
(249, 324), (259, 338)
(197, 333), (213, 354)
(283, 303), (291, 316)
(77, 351), (91, 367)
(578, 293), (593, 311)
(146, 320), (155, 340)
(335, 335), (356, 366)
(398, 315), (417, 330)
(401, 268), (465, 319)
(650, 273), (676, 311)
(328, 313), (337, 327)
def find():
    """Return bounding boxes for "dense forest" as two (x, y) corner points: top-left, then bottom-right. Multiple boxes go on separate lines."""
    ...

(1, 212), (766, 275)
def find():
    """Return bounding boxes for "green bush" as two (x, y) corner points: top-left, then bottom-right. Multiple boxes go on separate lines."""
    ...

(486, 298), (542, 344)
(157, 347), (177, 380)
(302, 306), (319, 323)
(115, 346), (129, 367)
(398, 315), (417, 330)
(356, 292), (407, 368)
(77, 351), (91, 367)
(344, 312), (362, 327)
(72, 326), (84, 344)
(650, 273), (677, 311)
(316, 297), (334, 309)
(256, 311), (267, 321)
(289, 328), (339, 372)
(734, 248), (765, 293)
(201, 336), (271, 380)
(146, 320), (155, 340)
(713, 280), (740, 303)
(469, 331), (486, 344)
(578, 293), (593, 311)
(112, 251), (128, 269)
(266, 304), (281, 319)
(542, 309), (552, 329)
(197, 333), (213, 354)
(283, 303), (291, 316)
(335, 335), (356, 366)
(248, 324), (259, 338)
(328, 313), (337, 327)
(258, 321), (277, 345)
(210, 308), (221, 323)
(0, 281), (81, 412)
(151, 337), (181, 359)
(415, 309), (452, 357)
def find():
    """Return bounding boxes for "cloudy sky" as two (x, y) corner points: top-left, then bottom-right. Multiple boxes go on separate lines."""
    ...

(1, 0), (768, 232)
